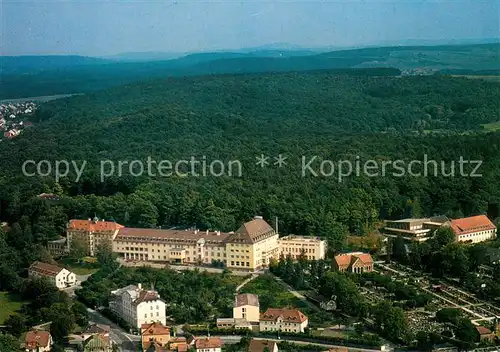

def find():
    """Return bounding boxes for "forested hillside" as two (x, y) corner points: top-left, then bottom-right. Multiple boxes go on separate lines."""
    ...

(0, 70), (499, 251)
(1, 43), (498, 99)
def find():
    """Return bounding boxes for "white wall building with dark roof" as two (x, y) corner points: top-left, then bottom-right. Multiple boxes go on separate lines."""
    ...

(109, 283), (166, 329)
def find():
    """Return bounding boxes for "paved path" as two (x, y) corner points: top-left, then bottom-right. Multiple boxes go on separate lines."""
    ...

(236, 274), (258, 292)
(270, 274), (321, 312)
(86, 308), (140, 352)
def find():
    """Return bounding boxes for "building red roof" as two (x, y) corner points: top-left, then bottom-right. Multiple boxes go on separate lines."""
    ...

(476, 326), (493, 335)
(451, 215), (496, 236)
(260, 308), (308, 323)
(141, 321), (170, 336)
(25, 330), (51, 349)
(29, 261), (65, 277)
(195, 337), (223, 349)
(248, 339), (277, 352)
(68, 219), (124, 232)
(334, 252), (373, 268)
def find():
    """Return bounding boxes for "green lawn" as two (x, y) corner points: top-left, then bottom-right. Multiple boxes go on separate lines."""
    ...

(482, 121), (500, 132)
(0, 291), (23, 324)
(57, 258), (100, 275)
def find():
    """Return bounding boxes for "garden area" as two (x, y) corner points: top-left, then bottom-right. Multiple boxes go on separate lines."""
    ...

(57, 257), (101, 275)
(0, 291), (23, 324)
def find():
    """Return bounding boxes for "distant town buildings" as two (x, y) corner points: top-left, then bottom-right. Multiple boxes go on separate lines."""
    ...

(259, 308), (309, 333)
(0, 101), (37, 140)
(28, 261), (76, 289)
(333, 252), (374, 274)
(24, 329), (53, 352)
(109, 283), (167, 329)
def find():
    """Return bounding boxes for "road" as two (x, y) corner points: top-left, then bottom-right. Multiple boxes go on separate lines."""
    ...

(218, 335), (386, 352)
(86, 308), (140, 352)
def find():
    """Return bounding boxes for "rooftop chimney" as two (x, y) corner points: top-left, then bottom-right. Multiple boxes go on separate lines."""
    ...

(254, 215), (263, 220)
(138, 283), (142, 290)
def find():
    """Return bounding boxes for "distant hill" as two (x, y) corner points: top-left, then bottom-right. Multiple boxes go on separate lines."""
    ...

(1, 43), (499, 99)
(0, 55), (111, 74)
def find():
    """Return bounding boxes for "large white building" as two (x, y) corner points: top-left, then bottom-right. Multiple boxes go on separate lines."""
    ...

(451, 215), (497, 244)
(109, 284), (166, 329)
(28, 261), (76, 289)
(278, 235), (326, 260)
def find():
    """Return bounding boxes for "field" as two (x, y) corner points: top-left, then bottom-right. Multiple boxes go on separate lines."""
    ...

(451, 75), (500, 82)
(57, 258), (100, 275)
(482, 121), (500, 132)
(0, 291), (23, 324)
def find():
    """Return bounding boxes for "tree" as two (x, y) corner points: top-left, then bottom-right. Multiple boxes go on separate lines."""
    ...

(50, 314), (75, 343)
(70, 236), (88, 260)
(5, 314), (26, 337)
(96, 238), (117, 268)
(72, 301), (89, 327)
(0, 334), (19, 352)
(372, 301), (409, 341)
(454, 318), (478, 344)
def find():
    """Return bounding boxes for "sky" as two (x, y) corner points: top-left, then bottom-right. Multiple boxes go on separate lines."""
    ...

(1, 0), (499, 56)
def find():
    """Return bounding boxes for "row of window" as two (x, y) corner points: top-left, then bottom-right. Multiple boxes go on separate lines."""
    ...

(230, 261), (250, 267)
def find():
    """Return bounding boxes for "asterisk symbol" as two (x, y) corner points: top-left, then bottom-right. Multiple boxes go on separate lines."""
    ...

(274, 154), (287, 167)
(256, 154), (270, 168)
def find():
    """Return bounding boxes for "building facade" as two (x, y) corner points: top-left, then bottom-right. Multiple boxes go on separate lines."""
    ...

(67, 218), (124, 256)
(109, 284), (167, 329)
(195, 337), (223, 352)
(28, 261), (76, 289)
(333, 252), (374, 274)
(68, 216), (329, 272)
(383, 216), (449, 241)
(278, 235), (326, 260)
(141, 321), (170, 352)
(233, 293), (260, 323)
(259, 308), (309, 333)
(46, 237), (68, 258)
(451, 215), (497, 244)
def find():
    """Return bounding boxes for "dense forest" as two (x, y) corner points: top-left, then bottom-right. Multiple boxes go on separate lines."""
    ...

(1, 70), (499, 252)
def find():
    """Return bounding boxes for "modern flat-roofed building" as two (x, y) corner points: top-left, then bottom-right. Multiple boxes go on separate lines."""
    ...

(46, 237), (69, 258)
(383, 216), (449, 241)
(278, 235), (326, 260)
(28, 261), (76, 289)
(451, 215), (497, 244)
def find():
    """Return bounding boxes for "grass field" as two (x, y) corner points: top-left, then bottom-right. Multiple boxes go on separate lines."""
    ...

(57, 258), (100, 275)
(451, 75), (500, 82)
(0, 291), (23, 324)
(482, 121), (500, 132)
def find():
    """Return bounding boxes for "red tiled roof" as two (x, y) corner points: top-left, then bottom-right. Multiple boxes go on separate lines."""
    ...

(177, 343), (189, 352)
(25, 330), (51, 349)
(476, 326), (493, 335)
(141, 322), (170, 335)
(229, 218), (275, 244)
(451, 215), (496, 236)
(144, 340), (169, 352)
(334, 252), (373, 268)
(195, 337), (223, 349)
(248, 339), (277, 352)
(260, 308), (308, 323)
(69, 219), (124, 232)
(235, 293), (259, 307)
(134, 290), (162, 305)
(29, 261), (65, 277)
